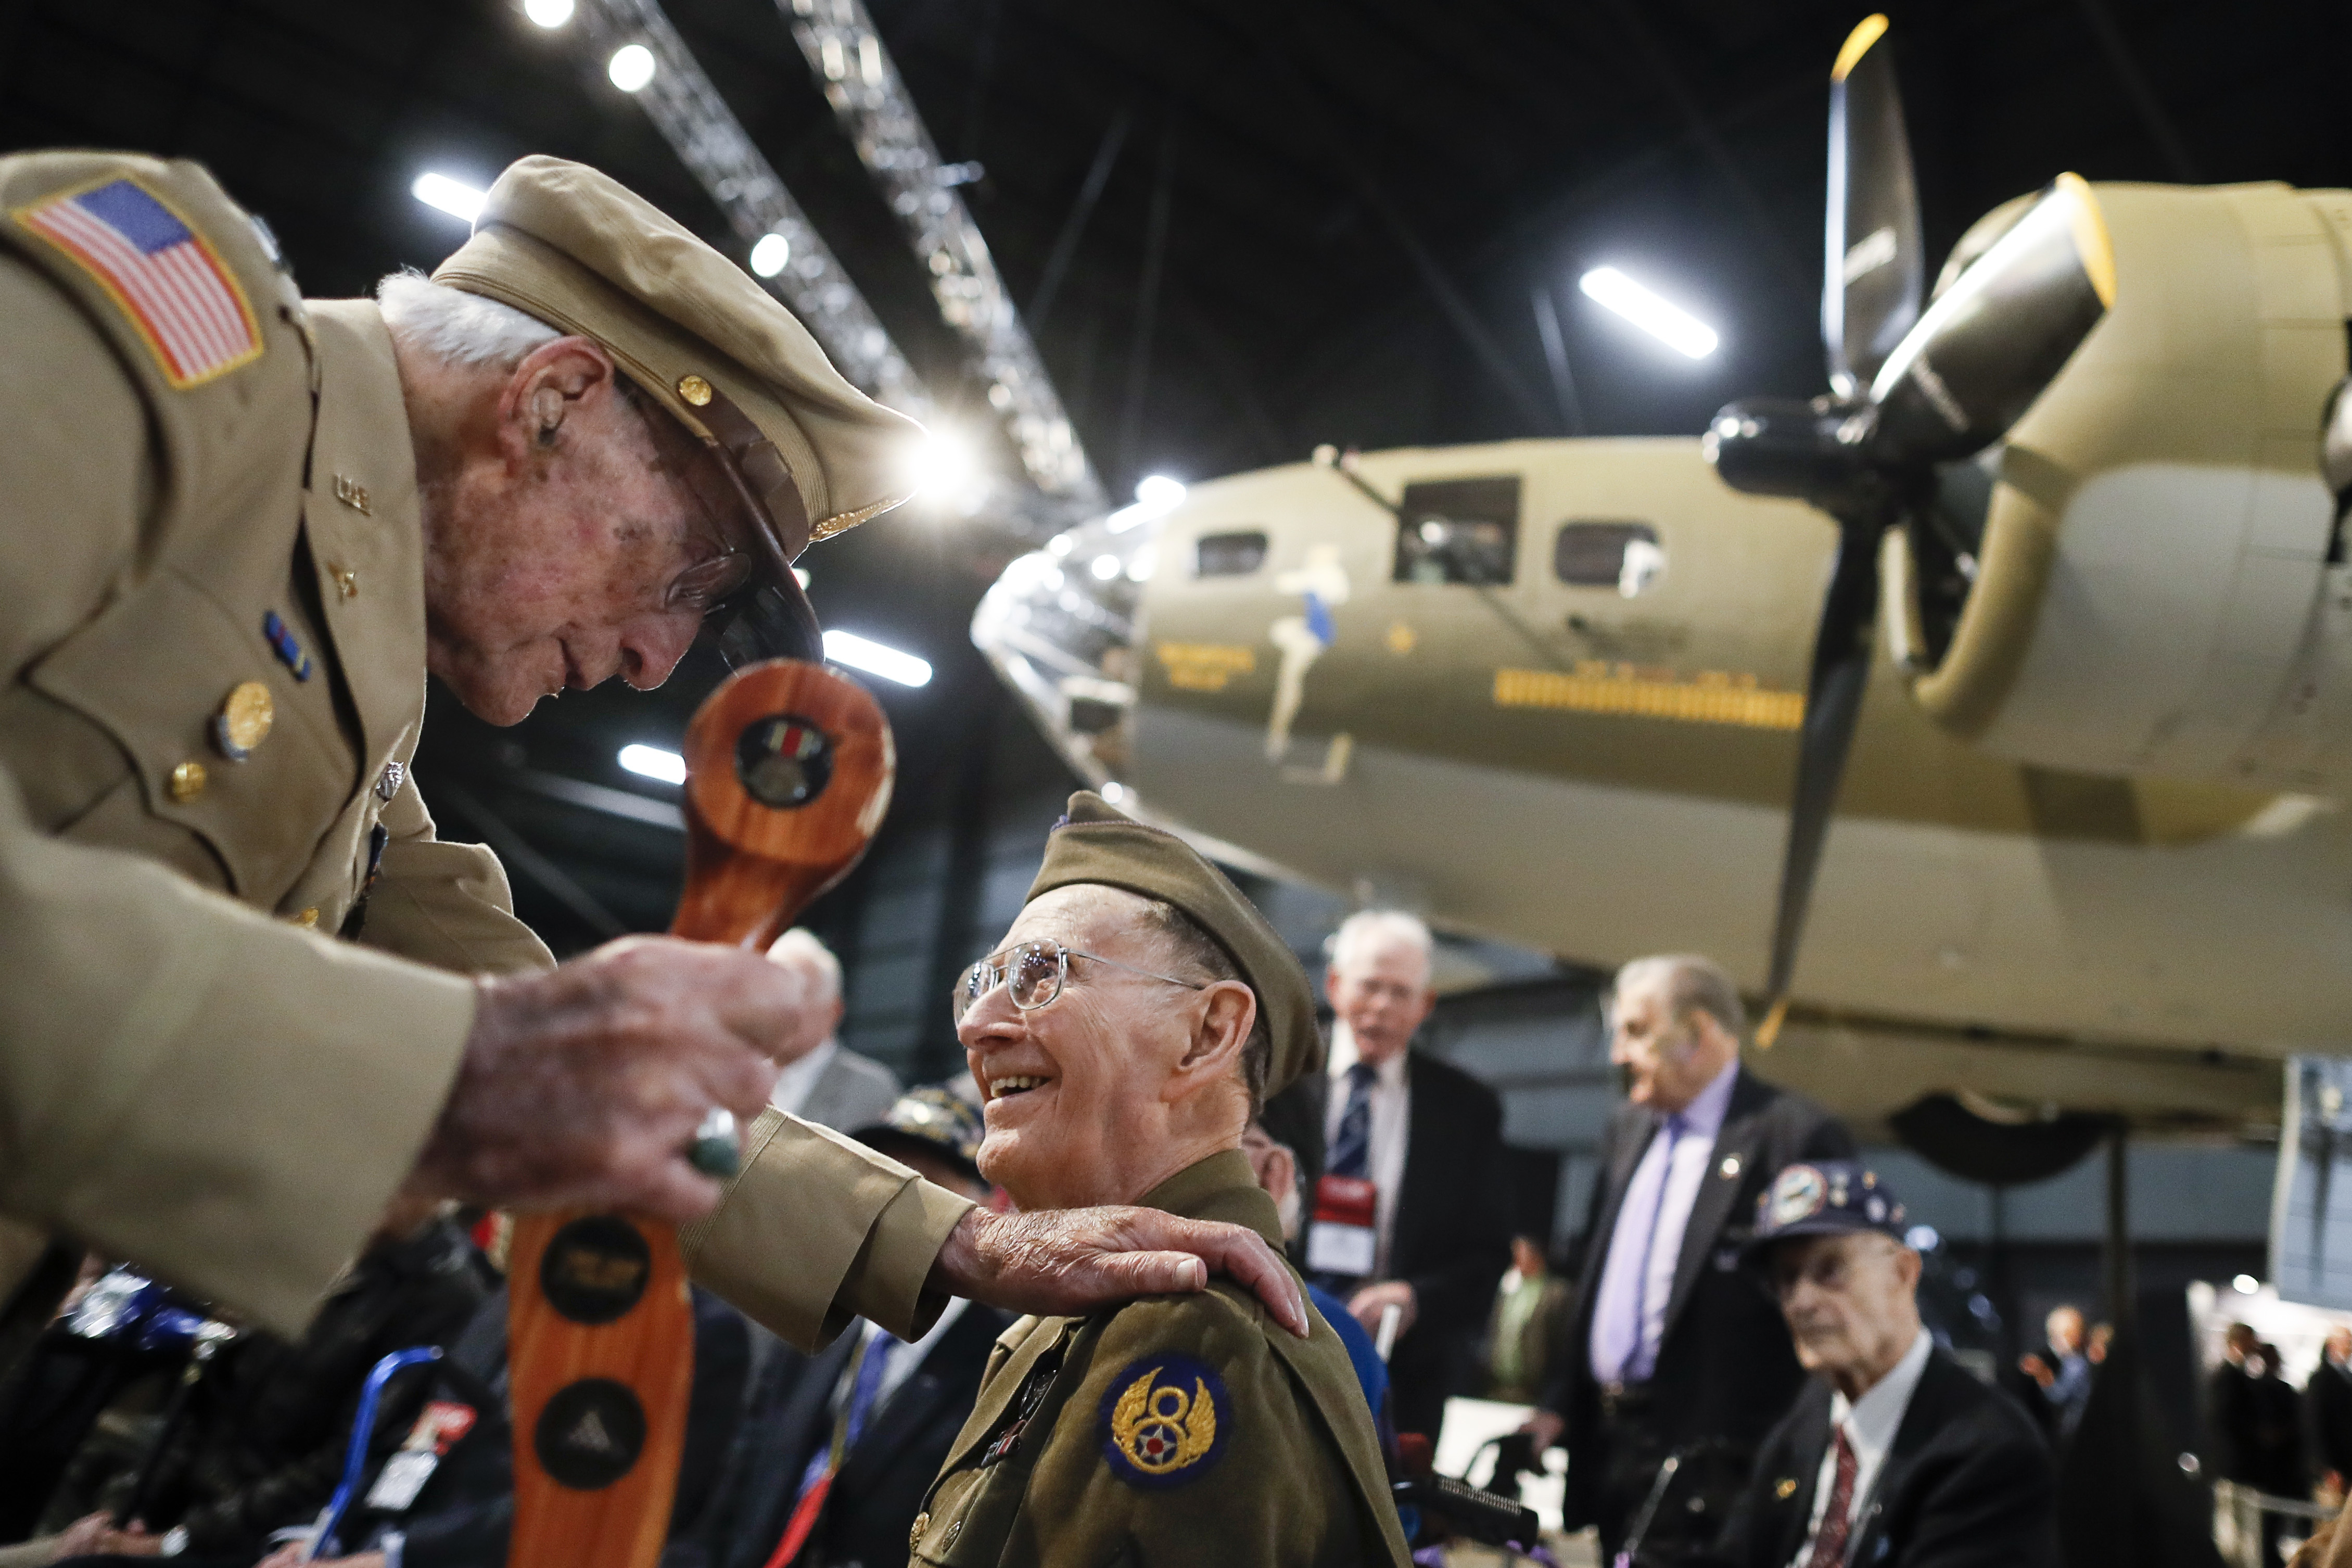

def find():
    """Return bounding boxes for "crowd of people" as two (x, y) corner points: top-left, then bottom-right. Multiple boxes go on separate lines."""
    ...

(0, 878), (2105, 1568)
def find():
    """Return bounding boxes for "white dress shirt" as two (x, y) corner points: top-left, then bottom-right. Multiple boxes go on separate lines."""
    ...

(1323, 1022), (1412, 1277)
(1588, 1057), (1740, 1381)
(770, 1036), (840, 1117)
(1790, 1327), (1934, 1568)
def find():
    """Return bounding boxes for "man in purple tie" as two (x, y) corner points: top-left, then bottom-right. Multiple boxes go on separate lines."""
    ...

(1522, 955), (1852, 1564)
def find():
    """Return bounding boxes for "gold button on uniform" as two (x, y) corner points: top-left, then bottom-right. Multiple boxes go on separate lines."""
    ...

(330, 566), (359, 601)
(677, 373), (713, 406)
(293, 907), (320, 928)
(909, 1513), (929, 1549)
(168, 760), (207, 802)
(212, 681), (275, 761)
(1775, 1476), (1799, 1499)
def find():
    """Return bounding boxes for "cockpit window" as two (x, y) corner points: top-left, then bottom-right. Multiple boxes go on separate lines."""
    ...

(1393, 476), (1520, 585)
(1555, 521), (1664, 597)
(1194, 530), (1269, 577)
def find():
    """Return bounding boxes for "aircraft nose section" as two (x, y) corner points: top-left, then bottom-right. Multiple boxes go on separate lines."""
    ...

(971, 512), (1163, 788)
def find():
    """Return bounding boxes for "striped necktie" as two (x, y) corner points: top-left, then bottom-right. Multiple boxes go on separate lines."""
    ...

(765, 1330), (897, 1568)
(1327, 1061), (1378, 1180)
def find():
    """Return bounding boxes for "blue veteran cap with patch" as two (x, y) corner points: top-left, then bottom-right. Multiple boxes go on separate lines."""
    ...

(1743, 1159), (1909, 1263)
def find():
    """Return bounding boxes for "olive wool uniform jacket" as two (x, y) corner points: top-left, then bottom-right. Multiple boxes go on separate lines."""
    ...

(908, 1152), (1413, 1568)
(0, 149), (967, 1342)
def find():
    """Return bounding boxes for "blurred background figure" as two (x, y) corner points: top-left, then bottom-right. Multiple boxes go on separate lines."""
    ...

(33, 1199), (490, 1565)
(698, 1088), (1010, 1568)
(1240, 1120), (1393, 1444)
(1483, 1236), (1571, 1407)
(2018, 1304), (2095, 1442)
(2208, 1324), (2308, 1567)
(1523, 954), (1854, 1564)
(764, 929), (901, 1131)
(2310, 1327), (2352, 1501)
(1716, 1161), (2058, 1568)
(1262, 909), (1510, 1438)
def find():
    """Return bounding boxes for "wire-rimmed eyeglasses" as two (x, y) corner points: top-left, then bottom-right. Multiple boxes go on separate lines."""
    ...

(951, 937), (1206, 1023)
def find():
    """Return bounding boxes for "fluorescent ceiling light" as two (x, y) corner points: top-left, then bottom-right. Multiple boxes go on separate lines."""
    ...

(1579, 266), (1719, 359)
(824, 629), (932, 687)
(618, 743), (686, 785)
(412, 173), (486, 224)
(1090, 554), (1122, 581)
(1105, 474), (1186, 534)
(523, 0), (574, 27)
(749, 232), (792, 278)
(607, 43), (656, 92)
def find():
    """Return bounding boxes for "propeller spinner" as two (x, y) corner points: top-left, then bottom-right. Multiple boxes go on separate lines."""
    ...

(1703, 14), (2117, 1039)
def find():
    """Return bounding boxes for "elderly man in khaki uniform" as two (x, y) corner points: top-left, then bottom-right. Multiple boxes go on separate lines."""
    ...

(908, 792), (1410, 1567)
(0, 149), (1305, 1354)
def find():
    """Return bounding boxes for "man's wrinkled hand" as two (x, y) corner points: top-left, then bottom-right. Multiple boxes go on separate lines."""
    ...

(929, 1206), (1310, 1337)
(401, 936), (818, 1223)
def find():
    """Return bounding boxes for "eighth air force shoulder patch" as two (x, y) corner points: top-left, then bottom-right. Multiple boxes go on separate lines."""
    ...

(1099, 1353), (1231, 1489)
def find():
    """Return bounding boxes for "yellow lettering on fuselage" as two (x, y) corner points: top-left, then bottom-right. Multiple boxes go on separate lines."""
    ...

(1494, 664), (1804, 730)
(1155, 642), (1257, 691)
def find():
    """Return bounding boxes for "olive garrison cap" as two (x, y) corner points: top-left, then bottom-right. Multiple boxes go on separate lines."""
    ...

(430, 155), (922, 655)
(1026, 792), (1322, 1098)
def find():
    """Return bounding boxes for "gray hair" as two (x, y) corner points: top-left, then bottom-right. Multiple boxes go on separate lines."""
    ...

(1612, 953), (1747, 1041)
(766, 927), (844, 1005)
(376, 271), (560, 368)
(1326, 908), (1434, 980)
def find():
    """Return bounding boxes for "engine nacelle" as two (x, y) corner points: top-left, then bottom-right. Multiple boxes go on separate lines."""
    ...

(1889, 180), (2352, 794)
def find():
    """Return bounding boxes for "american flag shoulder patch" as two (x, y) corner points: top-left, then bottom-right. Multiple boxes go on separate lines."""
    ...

(11, 176), (264, 390)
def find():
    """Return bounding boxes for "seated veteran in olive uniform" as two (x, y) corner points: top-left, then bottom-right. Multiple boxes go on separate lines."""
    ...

(908, 792), (1413, 1568)
(0, 150), (1303, 1354)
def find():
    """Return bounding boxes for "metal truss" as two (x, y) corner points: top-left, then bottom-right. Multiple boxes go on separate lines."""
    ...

(777, 0), (1105, 510)
(577, 0), (934, 420)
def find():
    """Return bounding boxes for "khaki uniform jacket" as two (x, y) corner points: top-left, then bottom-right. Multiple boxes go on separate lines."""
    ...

(907, 1151), (1412, 1568)
(0, 150), (967, 1340)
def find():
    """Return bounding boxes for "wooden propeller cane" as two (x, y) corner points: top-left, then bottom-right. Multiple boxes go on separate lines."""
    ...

(505, 660), (896, 1568)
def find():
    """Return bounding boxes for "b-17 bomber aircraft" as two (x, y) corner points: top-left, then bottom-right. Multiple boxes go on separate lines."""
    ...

(971, 16), (2352, 1140)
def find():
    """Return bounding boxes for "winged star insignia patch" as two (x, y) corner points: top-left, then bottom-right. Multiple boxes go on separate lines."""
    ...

(11, 177), (263, 389)
(1099, 1353), (1230, 1489)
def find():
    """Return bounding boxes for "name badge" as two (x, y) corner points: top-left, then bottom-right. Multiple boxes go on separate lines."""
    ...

(1305, 1174), (1378, 1277)
(364, 1399), (477, 1511)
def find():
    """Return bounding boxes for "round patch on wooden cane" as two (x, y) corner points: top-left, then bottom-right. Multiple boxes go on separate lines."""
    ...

(734, 714), (834, 808)
(539, 1215), (653, 1325)
(535, 1377), (648, 1490)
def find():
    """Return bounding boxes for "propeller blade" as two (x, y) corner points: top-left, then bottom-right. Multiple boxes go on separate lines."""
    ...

(1824, 15), (1922, 398)
(1870, 173), (2116, 465)
(1763, 514), (1886, 1018)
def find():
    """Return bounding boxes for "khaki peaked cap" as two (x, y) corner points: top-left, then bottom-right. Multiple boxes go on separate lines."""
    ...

(1026, 792), (1322, 1097)
(431, 155), (921, 555)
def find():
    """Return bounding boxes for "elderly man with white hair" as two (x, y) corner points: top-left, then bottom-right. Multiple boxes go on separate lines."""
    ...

(1261, 908), (1511, 1438)
(762, 928), (900, 1131)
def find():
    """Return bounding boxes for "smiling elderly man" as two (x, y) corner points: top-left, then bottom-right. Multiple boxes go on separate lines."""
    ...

(1712, 1162), (2057, 1568)
(909, 792), (1412, 1567)
(0, 150), (1301, 1355)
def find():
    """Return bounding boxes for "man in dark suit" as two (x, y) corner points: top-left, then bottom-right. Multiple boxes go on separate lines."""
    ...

(1260, 910), (1511, 1439)
(698, 1088), (1012, 1568)
(1714, 1159), (2058, 1568)
(1524, 954), (1854, 1563)
(2310, 1327), (2352, 1496)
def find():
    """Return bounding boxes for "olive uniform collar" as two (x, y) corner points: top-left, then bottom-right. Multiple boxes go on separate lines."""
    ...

(1133, 1150), (1284, 1251)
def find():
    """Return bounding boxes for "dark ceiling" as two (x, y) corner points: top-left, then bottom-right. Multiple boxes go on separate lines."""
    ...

(5, 0), (2346, 952)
